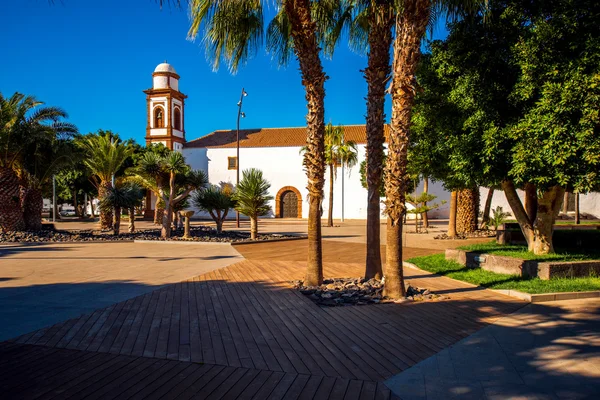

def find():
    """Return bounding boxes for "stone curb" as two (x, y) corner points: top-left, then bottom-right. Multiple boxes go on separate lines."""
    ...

(133, 240), (233, 246)
(402, 261), (600, 303)
(232, 235), (308, 246)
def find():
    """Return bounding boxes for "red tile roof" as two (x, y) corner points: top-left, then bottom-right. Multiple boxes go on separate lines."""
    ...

(184, 125), (390, 149)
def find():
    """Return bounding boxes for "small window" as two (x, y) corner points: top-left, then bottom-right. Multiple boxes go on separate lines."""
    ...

(173, 107), (181, 130)
(228, 157), (238, 170)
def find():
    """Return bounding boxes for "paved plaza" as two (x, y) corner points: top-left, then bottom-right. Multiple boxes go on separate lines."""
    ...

(0, 220), (598, 399)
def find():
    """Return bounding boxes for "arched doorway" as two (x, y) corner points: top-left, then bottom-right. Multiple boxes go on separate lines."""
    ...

(275, 186), (302, 218)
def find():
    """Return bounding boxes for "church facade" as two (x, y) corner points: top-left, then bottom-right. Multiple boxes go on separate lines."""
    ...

(144, 63), (599, 221)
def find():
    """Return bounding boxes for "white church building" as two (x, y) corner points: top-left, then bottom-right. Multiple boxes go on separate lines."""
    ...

(143, 62), (599, 221)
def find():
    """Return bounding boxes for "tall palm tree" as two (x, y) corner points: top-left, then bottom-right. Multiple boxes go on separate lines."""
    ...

(187, 0), (339, 286)
(323, 124), (358, 227)
(0, 92), (75, 232)
(383, 0), (484, 298)
(77, 132), (134, 230)
(233, 168), (273, 239)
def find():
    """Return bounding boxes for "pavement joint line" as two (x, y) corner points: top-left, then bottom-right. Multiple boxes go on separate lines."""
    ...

(403, 261), (600, 303)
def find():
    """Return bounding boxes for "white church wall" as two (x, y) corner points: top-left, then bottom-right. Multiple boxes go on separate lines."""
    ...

(170, 77), (179, 91)
(153, 76), (169, 89)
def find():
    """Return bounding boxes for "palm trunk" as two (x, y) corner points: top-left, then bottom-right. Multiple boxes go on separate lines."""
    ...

(23, 188), (43, 231)
(154, 195), (163, 225)
(456, 187), (479, 234)
(422, 177), (429, 228)
(364, 4), (393, 280)
(284, 0), (327, 287)
(328, 165), (334, 227)
(384, 0), (431, 298)
(481, 187), (494, 228)
(525, 183), (538, 224)
(250, 216), (257, 240)
(161, 173), (177, 238)
(98, 180), (113, 230)
(448, 191), (458, 238)
(113, 206), (121, 236)
(0, 167), (25, 232)
(128, 207), (135, 233)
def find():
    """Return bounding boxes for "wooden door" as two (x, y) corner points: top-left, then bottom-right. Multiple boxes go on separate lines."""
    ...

(281, 191), (298, 218)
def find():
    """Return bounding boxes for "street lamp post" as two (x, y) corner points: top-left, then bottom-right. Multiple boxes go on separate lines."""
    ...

(236, 88), (248, 228)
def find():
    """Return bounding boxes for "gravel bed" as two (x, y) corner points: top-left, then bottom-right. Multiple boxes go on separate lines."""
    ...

(434, 229), (495, 240)
(0, 226), (296, 243)
(292, 277), (446, 307)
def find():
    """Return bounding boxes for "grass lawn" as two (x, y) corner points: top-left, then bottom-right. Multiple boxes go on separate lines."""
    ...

(457, 240), (600, 261)
(407, 254), (600, 294)
(506, 219), (600, 225)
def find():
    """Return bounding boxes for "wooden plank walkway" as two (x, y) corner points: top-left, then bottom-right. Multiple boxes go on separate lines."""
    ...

(2, 240), (525, 398)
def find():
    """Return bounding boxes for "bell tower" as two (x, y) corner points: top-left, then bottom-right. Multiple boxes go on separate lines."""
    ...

(144, 62), (187, 151)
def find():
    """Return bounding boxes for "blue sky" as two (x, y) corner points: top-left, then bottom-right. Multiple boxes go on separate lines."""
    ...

(1, 0), (448, 145)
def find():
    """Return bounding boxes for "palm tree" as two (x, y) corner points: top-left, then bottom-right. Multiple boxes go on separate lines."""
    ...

(383, 0), (484, 298)
(187, 0), (339, 285)
(99, 183), (144, 235)
(322, 124), (358, 227)
(233, 168), (273, 240)
(77, 132), (134, 230)
(0, 92), (75, 232)
(193, 184), (236, 234)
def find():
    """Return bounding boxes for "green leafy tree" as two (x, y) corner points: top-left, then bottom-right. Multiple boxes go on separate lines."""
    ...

(498, 0), (600, 254)
(193, 184), (236, 234)
(233, 169), (273, 240)
(77, 131), (134, 230)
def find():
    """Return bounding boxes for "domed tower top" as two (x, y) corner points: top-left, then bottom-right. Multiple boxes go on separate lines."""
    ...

(152, 61), (180, 91)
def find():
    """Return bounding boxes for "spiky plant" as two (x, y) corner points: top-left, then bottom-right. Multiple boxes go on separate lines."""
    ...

(193, 184), (236, 234)
(99, 183), (144, 235)
(233, 169), (273, 240)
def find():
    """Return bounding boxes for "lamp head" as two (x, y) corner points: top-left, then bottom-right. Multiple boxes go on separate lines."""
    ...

(241, 112), (246, 118)
(243, 89), (248, 97)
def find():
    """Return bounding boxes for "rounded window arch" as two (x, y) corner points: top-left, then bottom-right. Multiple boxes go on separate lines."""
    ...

(154, 106), (165, 128)
(173, 107), (181, 131)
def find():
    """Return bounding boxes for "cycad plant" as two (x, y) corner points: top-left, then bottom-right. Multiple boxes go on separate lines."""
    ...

(99, 183), (144, 235)
(0, 92), (76, 232)
(233, 169), (273, 240)
(193, 184), (236, 234)
(186, 0), (341, 285)
(77, 132), (134, 230)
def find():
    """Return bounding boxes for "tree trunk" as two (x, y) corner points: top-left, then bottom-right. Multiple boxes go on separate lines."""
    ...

(250, 216), (257, 240)
(216, 219), (223, 234)
(448, 191), (458, 238)
(456, 187), (479, 234)
(98, 180), (113, 230)
(575, 192), (580, 224)
(328, 164), (334, 227)
(481, 187), (494, 228)
(363, 2), (393, 280)
(383, 0), (430, 298)
(562, 191), (569, 214)
(384, 218), (405, 298)
(532, 186), (564, 254)
(502, 180), (535, 251)
(23, 188), (43, 231)
(0, 167), (25, 232)
(525, 183), (538, 224)
(153, 194), (163, 225)
(73, 189), (80, 218)
(113, 206), (121, 236)
(422, 177), (429, 228)
(284, 0), (327, 287)
(128, 207), (135, 233)
(414, 211), (419, 233)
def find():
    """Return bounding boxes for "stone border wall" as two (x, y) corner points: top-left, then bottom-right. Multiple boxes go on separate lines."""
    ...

(445, 249), (600, 280)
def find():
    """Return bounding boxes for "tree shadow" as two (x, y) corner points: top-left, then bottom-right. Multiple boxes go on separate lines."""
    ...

(0, 265), (597, 400)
